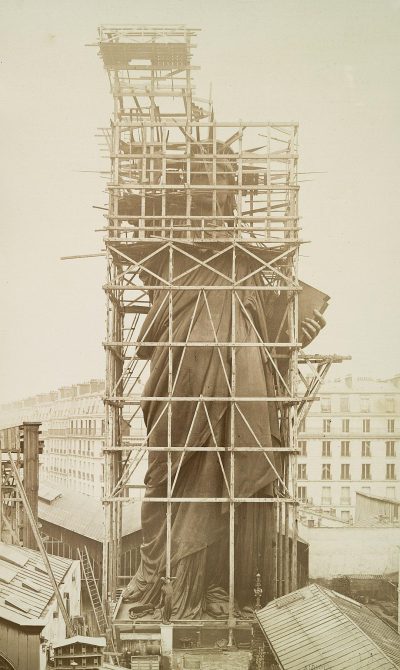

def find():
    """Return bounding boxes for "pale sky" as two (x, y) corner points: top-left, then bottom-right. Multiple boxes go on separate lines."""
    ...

(1, 0), (399, 403)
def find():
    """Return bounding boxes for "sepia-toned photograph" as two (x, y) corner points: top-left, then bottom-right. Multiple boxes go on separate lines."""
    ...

(0, 1), (399, 668)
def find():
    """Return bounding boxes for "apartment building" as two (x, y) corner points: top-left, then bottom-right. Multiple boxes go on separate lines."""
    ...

(297, 374), (400, 521)
(0, 380), (146, 498)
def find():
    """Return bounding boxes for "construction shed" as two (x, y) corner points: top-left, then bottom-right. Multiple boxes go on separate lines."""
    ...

(355, 491), (400, 525)
(38, 481), (142, 587)
(0, 541), (80, 670)
(53, 635), (106, 669)
(256, 583), (400, 669)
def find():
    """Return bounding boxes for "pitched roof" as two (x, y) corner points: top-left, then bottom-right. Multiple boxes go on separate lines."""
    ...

(329, 589), (400, 667)
(0, 541), (75, 627)
(54, 635), (106, 649)
(256, 584), (400, 669)
(356, 491), (400, 507)
(38, 481), (142, 542)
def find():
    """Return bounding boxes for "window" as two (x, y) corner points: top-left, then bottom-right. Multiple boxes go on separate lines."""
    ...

(360, 397), (370, 413)
(322, 441), (331, 457)
(362, 419), (370, 433)
(386, 487), (396, 499)
(386, 441), (396, 457)
(298, 440), (307, 456)
(386, 464), (396, 480)
(385, 397), (395, 413)
(342, 419), (349, 433)
(341, 464), (351, 480)
(361, 486), (371, 495)
(298, 418), (306, 433)
(323, 419), (331, 433)
(321, 397), (331, 412)
(361, 463), (371, 480)
(298, 464), (307, 480)
(340, 487), (351, 505)
(387, 419), (395, 433)
(82, 646), (86, 654)
(340, 396), (349, 413)
(322, 464), (331, 480)
(321, 486), (331, 505)
(361, 441), (371, 457)
(297, 486), (307, 502)
(64, 592), (70, 616)
(341, 441), (350, 457)
(341, 510), (351, 522)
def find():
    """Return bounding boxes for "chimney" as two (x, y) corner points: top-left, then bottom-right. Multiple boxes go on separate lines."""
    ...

(344, 374), (352, 389)
(390, 374), (400, 388)
(90, 379), (105, 394)
(59, 386), (77, 399)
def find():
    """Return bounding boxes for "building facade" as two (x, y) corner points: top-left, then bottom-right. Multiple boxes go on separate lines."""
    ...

(298, 374), (400, 521)
(0, 380), (146, 499)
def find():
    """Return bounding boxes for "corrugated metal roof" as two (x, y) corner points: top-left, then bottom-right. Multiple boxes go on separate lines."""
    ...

(329, 590), (400, 667)
(256, 584), (400, 669)
(0, 541), (76, 625)
(38, 481), (142, 542)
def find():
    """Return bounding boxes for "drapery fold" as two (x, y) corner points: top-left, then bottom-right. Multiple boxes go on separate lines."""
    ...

(123, 246), (282, 616)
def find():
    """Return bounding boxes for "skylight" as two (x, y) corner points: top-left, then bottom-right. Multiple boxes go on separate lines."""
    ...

(0, 543), (29, 567)
(0, 560), (18, 584)
(4, 595), (30, 613)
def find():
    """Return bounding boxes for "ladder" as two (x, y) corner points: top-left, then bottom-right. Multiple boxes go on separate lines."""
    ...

(78, 545), (107, 634)
(78, 546), (120, 665)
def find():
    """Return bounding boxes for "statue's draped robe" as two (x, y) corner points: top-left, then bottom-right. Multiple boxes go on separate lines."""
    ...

(124, 244), (283, 617)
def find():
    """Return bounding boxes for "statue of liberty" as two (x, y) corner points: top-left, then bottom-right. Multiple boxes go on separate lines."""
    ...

(121, 140), (326, 618)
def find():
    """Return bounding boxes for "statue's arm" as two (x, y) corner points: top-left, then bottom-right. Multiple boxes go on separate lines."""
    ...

(263, 281), (328, 347)
(301, 309), (326, 346)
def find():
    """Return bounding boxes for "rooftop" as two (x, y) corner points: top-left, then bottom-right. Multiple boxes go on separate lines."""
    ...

(313, 374), (400, 394)
(39, 480), (142, 542)
(356, 491), (400, 507)
(0, 541), (76, 627)
(257, 583), (400, 669)
(54, 635), (106, 649)
(0, 379), (105, 416)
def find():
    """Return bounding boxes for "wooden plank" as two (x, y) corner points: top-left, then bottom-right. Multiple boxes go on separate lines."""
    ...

(22, 424), (40, 549)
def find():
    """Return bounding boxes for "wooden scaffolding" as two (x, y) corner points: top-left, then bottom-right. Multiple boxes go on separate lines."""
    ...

(0, 423), (42, 549)
(96, 25), (344, 628)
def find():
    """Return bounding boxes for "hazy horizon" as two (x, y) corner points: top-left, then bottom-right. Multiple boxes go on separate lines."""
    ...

(1, 0), (399, 404)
